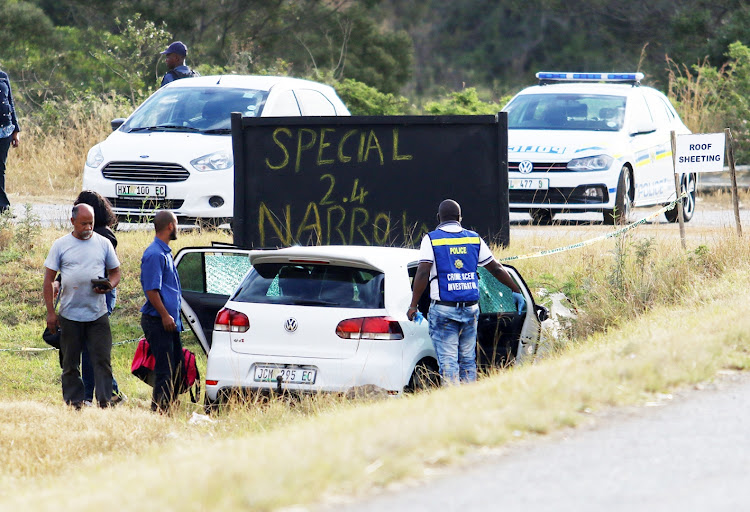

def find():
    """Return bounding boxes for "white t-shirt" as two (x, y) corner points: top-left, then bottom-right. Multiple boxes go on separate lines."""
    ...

(418, 222), (494, 301)
(44, 233), (120, 322)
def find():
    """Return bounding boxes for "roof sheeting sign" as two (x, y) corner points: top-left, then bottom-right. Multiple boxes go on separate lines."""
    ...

(674, 133), (726, 173)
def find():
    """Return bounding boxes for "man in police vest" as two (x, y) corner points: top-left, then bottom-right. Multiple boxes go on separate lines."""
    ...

(407, 199), (525, 385)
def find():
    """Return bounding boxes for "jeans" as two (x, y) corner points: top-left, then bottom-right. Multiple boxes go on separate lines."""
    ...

(59, 314), (113, 407)
(0, 135), (10, 212)
(141, 313), (183, 412)
(428, 303), (479, 385)
(82, 288), (118, 401)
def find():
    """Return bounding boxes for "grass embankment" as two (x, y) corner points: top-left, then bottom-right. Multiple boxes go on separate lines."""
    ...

(1, 213), (749, 510)
(3, 255), (750, 510)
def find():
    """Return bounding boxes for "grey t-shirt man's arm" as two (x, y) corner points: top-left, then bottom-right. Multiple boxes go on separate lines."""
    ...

(44, 233), (120, 322)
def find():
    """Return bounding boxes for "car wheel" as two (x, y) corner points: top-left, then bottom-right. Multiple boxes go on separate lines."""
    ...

(530, 209), (553, 225)
(603, 166), (632, 225)
(665, 173), (696, 223)
(405, 359), (440, 393)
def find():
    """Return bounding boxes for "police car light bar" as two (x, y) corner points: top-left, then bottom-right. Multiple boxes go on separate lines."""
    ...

(536, 72), (644, 83)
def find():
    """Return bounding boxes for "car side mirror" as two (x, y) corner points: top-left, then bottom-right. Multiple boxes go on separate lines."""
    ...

(629, 120), (656, 136)
(110, 118), (126, 131)
(535, 304), (549, 322)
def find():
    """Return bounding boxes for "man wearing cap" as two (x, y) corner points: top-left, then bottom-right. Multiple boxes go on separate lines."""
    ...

(407, 199), (526, 385)
(160, 41), (199, 87)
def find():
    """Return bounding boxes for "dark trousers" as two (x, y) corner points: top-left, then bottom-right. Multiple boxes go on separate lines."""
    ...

(141, 314), (183, 411)
(59, 314), (113, 407)
(0, 136), (10, 212)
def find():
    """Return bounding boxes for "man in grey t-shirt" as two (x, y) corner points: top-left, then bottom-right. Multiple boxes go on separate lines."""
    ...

(43, 204), (121, 408)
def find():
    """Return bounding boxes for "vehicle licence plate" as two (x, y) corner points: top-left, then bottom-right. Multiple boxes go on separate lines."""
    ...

(253, 366), (317, 384)
(116, 183), (166, 198)
(509, 178), (549, 190)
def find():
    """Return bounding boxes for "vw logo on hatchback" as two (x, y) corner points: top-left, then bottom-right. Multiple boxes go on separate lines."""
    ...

(284, 318), (298, 332)
(518, 160), (534, 174)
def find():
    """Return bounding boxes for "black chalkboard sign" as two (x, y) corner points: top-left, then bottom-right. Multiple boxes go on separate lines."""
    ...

(231, 114), (509, 249)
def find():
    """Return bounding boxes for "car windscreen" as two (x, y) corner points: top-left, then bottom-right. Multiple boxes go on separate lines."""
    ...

(121, 87), (268, 133)
(505, 93), (626, 131)
(231, 263), (385, 309)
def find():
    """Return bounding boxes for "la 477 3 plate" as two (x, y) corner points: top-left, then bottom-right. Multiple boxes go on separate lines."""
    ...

(509, 178), (549, 190)
(254, 365), (317, 384)
(116, 183), (166, 198)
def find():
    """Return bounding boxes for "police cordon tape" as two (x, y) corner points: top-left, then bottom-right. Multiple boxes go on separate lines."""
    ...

(1, 192), (688, 353)
(497, 191), (688, 263)
(0, 337), (141, 353)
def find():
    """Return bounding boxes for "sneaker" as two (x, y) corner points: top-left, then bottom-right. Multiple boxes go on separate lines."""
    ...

(83, 400), (94, 407)
(111, 392), (127, 406)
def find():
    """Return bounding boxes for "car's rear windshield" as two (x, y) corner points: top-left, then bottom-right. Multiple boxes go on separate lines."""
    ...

(231, 263), (385, 309)
(505, 93), (627, 131)
(122, 87), (268, 133)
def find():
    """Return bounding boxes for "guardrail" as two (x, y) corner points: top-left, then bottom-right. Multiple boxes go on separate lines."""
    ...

(697, 166), (750, 191)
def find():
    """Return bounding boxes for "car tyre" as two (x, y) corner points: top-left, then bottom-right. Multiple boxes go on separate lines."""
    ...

(603, 166), (632, 225)
(664, 173), (696, 223)
(530, 209), (554, 225)
(405, 360), (440, 393)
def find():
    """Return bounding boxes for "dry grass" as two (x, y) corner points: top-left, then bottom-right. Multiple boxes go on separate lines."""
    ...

(3, 266), (750, 511)
(1, 206), (750, 509)
(5, 99), (122, 200)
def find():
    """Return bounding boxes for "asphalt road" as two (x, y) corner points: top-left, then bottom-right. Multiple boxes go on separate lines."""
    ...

(323, 371), (750, 512)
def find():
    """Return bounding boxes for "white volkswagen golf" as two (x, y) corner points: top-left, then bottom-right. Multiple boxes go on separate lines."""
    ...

(173, 245), (547, 408)
(82, 75), (350, 224)
(504, 72), (693, 224)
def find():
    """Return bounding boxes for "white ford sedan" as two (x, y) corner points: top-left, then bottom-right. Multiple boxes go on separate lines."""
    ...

(174, 245), (547, 407)
(82, 75), (350, 224)
(504, 72), (693, 224)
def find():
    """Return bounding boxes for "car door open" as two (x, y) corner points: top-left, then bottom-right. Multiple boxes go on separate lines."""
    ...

(175, 247), (252, 354)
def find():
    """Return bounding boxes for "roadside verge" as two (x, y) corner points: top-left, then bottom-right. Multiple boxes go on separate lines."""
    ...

(9, 268), (750, 511)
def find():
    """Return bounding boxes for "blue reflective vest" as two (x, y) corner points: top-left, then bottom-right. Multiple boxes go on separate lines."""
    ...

(428, 228), (481, 302)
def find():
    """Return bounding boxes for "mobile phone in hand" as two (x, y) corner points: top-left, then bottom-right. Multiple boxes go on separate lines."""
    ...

(91, 277), (111, 291)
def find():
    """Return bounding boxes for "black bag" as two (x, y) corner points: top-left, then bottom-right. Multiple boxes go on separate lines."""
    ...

(42, 326), (61, 349)
(42, 292), (61, 349)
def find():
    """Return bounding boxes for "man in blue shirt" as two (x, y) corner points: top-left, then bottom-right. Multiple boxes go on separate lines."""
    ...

(407, 199), (525, 385)
(140, 210), (183, 412)
(160, 41), (199, 87)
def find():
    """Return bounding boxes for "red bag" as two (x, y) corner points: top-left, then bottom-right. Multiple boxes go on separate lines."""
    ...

(131, 338), (201, 403)
(130, 338), (155, 387)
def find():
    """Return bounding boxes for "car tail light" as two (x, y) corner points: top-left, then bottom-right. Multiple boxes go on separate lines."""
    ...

(214, 308), (250, 332)
(205, 380), (218, 386)
(335, 316), (404, 340)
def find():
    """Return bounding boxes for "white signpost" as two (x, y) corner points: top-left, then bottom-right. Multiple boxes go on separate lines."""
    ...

(672, 131), (740, 240)
(674, 133), (726, 174)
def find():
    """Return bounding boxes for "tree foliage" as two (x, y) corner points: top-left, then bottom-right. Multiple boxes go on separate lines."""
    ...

(423, 88), (507, 115)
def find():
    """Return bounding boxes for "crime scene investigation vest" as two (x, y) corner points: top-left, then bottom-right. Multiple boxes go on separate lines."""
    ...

(428, 229), (481, 302)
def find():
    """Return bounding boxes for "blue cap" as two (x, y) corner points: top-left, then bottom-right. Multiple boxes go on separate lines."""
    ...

(161, 41), (187, 56)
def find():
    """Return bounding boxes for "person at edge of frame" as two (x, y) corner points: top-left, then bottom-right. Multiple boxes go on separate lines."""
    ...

(0, 68), (21, 215)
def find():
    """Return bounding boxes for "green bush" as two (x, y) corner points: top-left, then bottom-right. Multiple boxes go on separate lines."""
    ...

(423, 88), (509, 115)
(333, 78), (410, 116)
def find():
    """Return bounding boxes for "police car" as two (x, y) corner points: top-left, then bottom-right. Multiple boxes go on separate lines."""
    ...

(503, 72), (694, 224)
